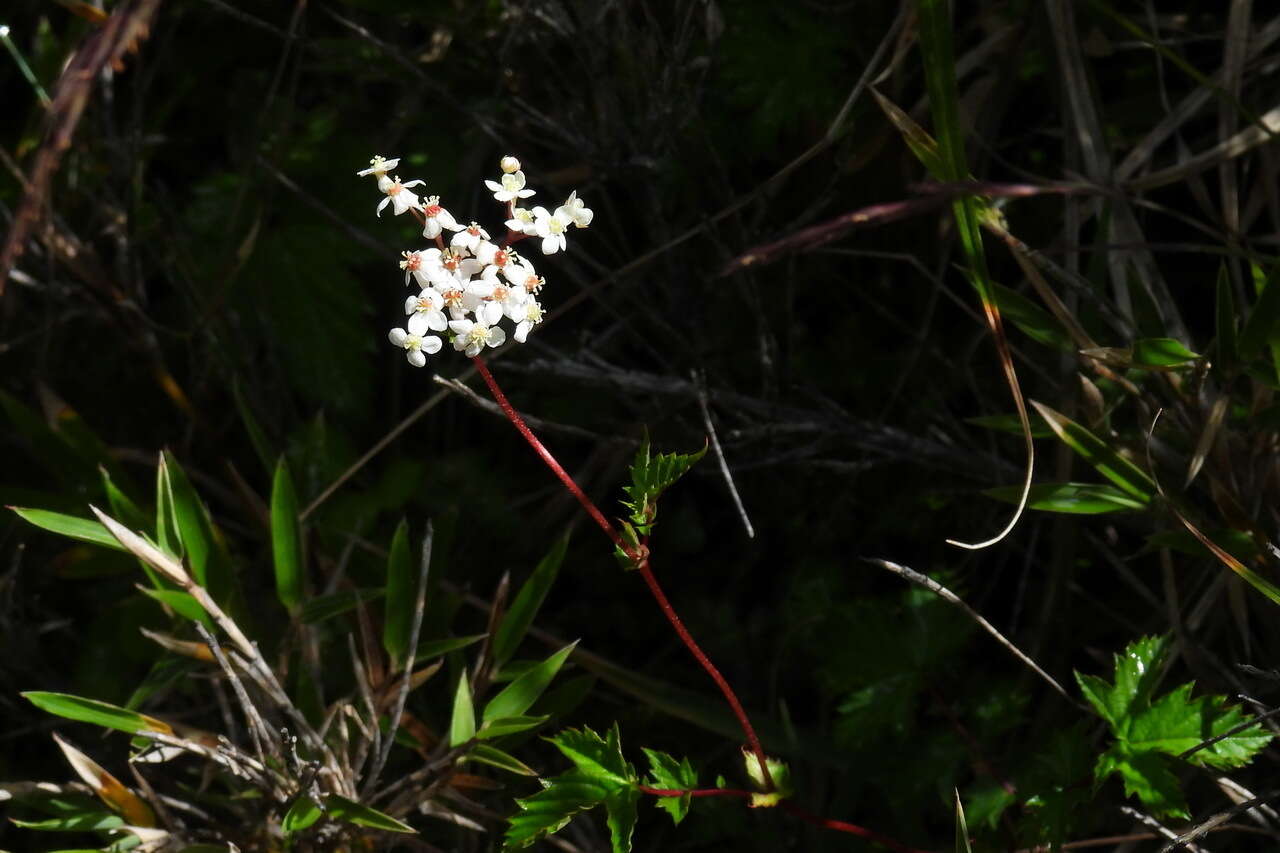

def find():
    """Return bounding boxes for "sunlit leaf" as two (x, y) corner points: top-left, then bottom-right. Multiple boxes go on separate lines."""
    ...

(1030, 402), (1155, 503)
(10, 507), (126, 551)
(984, 482), (1146, 514)
(24, 692), (173, 735)
(449, 673), (476, 747)
(483, 642), (577, 723)
(323, 795), (415, 833)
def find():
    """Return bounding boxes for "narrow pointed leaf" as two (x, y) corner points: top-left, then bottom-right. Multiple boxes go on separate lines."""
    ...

(323, 795), (415, 833)
(282, 797), (324, 833)
(449, 673), (476, 747)
(10, 508), (126, 551)
(465, 743), (538, 776)
(414, 633), (487, 663)
(476, 715), (550, 739)
(24, 692), (173, 735)
(983, 482), (1146, 514)
(270, 458), (304, 611)
(493, 536), (568, 666)
(1030, 402), (1156, 502)
(483, 641), (577, 723)
(1239, 261), (1280, 358)
(1131, 338), (1201, 368)
(53, 734), (156, 828)
(382, 518), (412, 665)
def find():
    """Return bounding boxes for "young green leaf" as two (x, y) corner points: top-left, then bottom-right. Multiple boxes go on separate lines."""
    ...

(604, 788), (640, 853)
(10, 507), (127, 551)
(983, 483), (1146, 514)
(476, 715), (551, 739)
(1030, 402), (1156, 503)
(483, 641), (577, 723)
(449, 673), (476, 747)
(323, 795), (414, 833)
(504, 773), (613, 850)
(642, 748), (697, 825)
(1130, 337), (1201, 369)
(1075, 635), (1169, 731)
(620, 437), (708, 536)
(281, 797), (324, 833)
(382, 518), (412, 666)
(23, 692), (173, 736)
(465, 743), (538, 776)
(270, 458), (304, 612)
(493, 536), (568, 667)
(547, 725), (635, 787)
(160, 452), (234, 605)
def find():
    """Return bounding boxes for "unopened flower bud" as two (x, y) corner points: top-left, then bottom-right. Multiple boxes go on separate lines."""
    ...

(500, 155), (521, 174)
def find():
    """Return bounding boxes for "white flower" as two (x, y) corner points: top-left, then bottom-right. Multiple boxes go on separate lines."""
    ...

(421, 248), (482, 286)
(434, 279), (470, 320)
(513, 298), (544, 343)
(450, 222), (490, 255)
(503, 256), (543, 294)
(399, 250), (431, 287)
(465, 274), (526, 326)
(357, 155), (399, 177)
(476, 240), (513, 271)
(405, 289), (449, 335)
(532, 206), (570, 254)
(560, 191), (593, 228)
(377, 176), (425, 217)
(484, 171), (535, 203)
(500, 155), (521, 174)
(449, 318), (507, 357)
(505, 207), (538, 236)
(388, 327), (441, 367)
(421, 196), (463, 239)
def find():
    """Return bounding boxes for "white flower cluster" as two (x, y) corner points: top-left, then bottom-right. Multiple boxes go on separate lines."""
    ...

(357, 155), (592, 366)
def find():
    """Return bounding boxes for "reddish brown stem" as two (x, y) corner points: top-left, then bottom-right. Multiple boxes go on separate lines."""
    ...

(638, 785), (752, 799)
(781, 803), (933, 853)
(471, 356), (772, 789)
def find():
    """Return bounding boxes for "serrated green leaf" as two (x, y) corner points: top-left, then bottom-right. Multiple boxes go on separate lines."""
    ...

(1128, 683), (1271, 769)
(1031, 402), (1156, 503)
(465, 743), (538, 776)
(23, 692), (173, 736)
(547, 724), (634, 786)
(270, 458), (304, 612)
(476, 715), (550, 739)
(382, 518), (412, 666)
(299, 588), (384, 625)
(1074, 636), (1169, 732)
(504, 772), (613, 849)
(984, 482), (1146, 514)
(281, 797), (323, 833)
(1096, 747), (1187, 819)
(483, 642), (576, 723)
(642, 748), (696, 825)
(10, 507), (127, 551)
(605, 788), (640, 853)
(449, 673), (476, 747)
(621, 438), (708, 535)
(493, 536), (567, 667)
(323, 795), (414, 833)
(1131, 337), (1201, 368)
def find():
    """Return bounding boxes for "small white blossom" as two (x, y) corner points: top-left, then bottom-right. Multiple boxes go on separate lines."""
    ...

(377, 176), (425, 217)
(505, 207), (538, 236)
(405, 289), (449, 335)
(420, 248), (482, 286)
(421, 196), (463, 239)
(449, 318), (507, 357)
(399, 250), (431, 287)
(500, 155), (521, 174)
(560, 191), (593, 228)
(466, 274), (526, 326)
(435, 278), (470, 320)
(451, 222), (490, 254)
(388, 327), (441, 367)
(476, 240), (513, 271)
(357, 155), (399, 177)
(484, 171), (535, 203)
(513, 298), (544, 343)
(532, 206), (570, 254)
(503, 256), (543, 294)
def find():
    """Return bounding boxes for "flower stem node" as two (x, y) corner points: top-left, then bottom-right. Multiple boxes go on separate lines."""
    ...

(742, 749), (793, 806)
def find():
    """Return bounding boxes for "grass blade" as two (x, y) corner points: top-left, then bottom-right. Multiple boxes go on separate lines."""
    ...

(270, 458), (304, 612)
(1030, 401), (1156, 502)
(493, 536), (568, 667)
(382, 518), (412, 666)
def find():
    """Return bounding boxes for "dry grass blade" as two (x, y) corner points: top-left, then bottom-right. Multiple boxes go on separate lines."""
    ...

(1156, 794), (1280, 853)
(53, 733), (157, 828)
(192, 623), (273, 776)
(1186, 396), (1229, 487)
(866, 559), (1076, 704)
(694, 371), (753, 538)
(0, 0), (162, 290)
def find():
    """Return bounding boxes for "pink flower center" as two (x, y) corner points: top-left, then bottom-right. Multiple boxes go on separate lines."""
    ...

(493, 285), (509, 302)
(493, 250), (509, 267)
(467, 224), (481, 236)
(442, 288), (463, 306)
(425, 204), (442, 217)
(401, 252), (421, 271)
(416, 297), (433, 311)
(525, 275), (542, 293)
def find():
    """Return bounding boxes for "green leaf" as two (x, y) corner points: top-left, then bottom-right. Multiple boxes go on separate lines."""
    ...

(138, 588), (212, 628)
(620, 437), (708, 536)
(270, 458), (304, 612)
(984, 482), (1147, 514)
(10, 507), (126, 551)
(476, 715), (550, 739)
(1131, 337), (1201, 368)
(1128, 683), (1271, 769)
(642, 748), (697, 825)
(382, 518), (412, 666)
(281, 797), (324, 833)
(547, 725), (635, 786)
(493, 536), (568, 667)
(415, 633), (487, 663)
(465, 743), (538, 776)
(989, 283), (1072, 350)
(966, 414), (1054, 439)
(1238, 260), (1280, 359)
(963, 784), (1016, 831)
(483, 642), (577, 723)
(504, 773), (613, 849)
(323, 795), (414, 833)
(299, 588), (384, 625)
(954, 789), (973, 853)
(1030, 402), (1156, 503)
(155, 456), (180, 557)
(100, 469), (147, 532)
(1096, 747), (1187, 819)
(161, 452), (233, 604)
(22, 692), (173, 735)
(1074, 636), (1169, 732)
(604, 788), (640, 853)
(449, 673), (476, 747)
